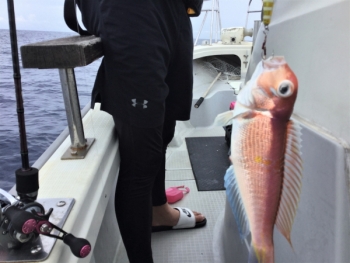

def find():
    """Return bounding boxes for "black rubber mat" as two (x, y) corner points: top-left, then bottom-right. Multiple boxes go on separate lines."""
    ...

(185, 136), (230, 191)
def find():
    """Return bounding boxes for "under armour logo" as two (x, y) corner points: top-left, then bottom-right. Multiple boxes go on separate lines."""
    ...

(131, 99), (148, 109)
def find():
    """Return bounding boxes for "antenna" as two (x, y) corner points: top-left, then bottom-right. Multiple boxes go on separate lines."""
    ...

(7, 0), (39, 201)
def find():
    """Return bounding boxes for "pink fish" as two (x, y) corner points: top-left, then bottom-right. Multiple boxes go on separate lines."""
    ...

(215, 56), (303, 263)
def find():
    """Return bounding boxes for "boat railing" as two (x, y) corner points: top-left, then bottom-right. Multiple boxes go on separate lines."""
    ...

(244, 0), (262, 29)
(194, 0), (221, 46)
(194, 0), (262, 46)
(20, 35), (103, 160)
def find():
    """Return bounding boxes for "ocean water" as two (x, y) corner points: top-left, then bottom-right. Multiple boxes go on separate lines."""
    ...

(0, 29), (101, 191)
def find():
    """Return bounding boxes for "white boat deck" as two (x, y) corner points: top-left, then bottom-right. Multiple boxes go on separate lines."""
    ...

(115, 123), (227, 263)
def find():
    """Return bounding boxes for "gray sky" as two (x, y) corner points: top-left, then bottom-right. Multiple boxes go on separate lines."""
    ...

(0, 0), (262, 37)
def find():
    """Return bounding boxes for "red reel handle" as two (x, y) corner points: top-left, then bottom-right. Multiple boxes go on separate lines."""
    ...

(63, 233), (91, 258)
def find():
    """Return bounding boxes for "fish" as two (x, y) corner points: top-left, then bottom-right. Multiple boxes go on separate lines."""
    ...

(215, 56), (303, 263)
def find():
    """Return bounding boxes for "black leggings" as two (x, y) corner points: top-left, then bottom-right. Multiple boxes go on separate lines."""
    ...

(113, 116), (176, 263)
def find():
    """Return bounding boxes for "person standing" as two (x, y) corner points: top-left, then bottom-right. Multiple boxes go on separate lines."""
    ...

(76, 0), (206, 262)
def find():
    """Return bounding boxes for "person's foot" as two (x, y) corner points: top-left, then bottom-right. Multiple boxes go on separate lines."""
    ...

(152, 203), (205, 227)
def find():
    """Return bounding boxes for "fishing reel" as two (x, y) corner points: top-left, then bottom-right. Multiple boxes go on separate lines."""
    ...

(0, 190), (91, 259)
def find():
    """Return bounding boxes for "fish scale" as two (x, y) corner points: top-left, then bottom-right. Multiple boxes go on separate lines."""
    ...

(235, 116), (284, 247)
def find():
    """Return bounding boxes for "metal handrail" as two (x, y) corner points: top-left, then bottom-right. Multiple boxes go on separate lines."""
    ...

(245, 0), (262, 28)
(194, 0), (221, 46)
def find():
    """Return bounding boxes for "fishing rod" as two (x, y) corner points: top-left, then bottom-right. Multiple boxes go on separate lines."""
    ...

(0, 1), (91, 258)
(7, 0), (39, 202)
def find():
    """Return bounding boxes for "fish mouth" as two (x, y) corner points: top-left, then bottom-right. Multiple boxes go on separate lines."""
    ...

(263, 56), (286, 69)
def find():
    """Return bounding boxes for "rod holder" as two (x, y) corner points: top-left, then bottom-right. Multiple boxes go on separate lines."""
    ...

(59, 68), (94, 159)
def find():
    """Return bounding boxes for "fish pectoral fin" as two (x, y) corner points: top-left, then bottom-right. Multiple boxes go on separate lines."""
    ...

(214, 104), (255, 126)
(275, 120), (303, 247)
(224, 165), (250, 240)
(214, 110), (235, 126)
(232, 102), (256, 119)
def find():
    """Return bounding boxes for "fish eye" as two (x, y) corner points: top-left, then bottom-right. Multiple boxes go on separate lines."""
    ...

(277, 80), (294, 98)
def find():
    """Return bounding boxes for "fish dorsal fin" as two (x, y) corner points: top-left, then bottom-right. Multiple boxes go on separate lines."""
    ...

(224, 165), (250, 240)
(275, 120), (303, 247)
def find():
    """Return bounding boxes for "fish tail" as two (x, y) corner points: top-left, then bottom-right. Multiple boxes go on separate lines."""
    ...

(248, 242), (274, 263)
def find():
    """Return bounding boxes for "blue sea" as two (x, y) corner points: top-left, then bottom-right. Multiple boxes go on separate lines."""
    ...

(0, 29), (101, 191)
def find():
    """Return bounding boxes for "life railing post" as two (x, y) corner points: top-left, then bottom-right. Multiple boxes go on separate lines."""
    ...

(194, 11), (208, 46)
(209, 0), (215, 45)
(59, 68), (94, 159)
(216, 0), (222, 42)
